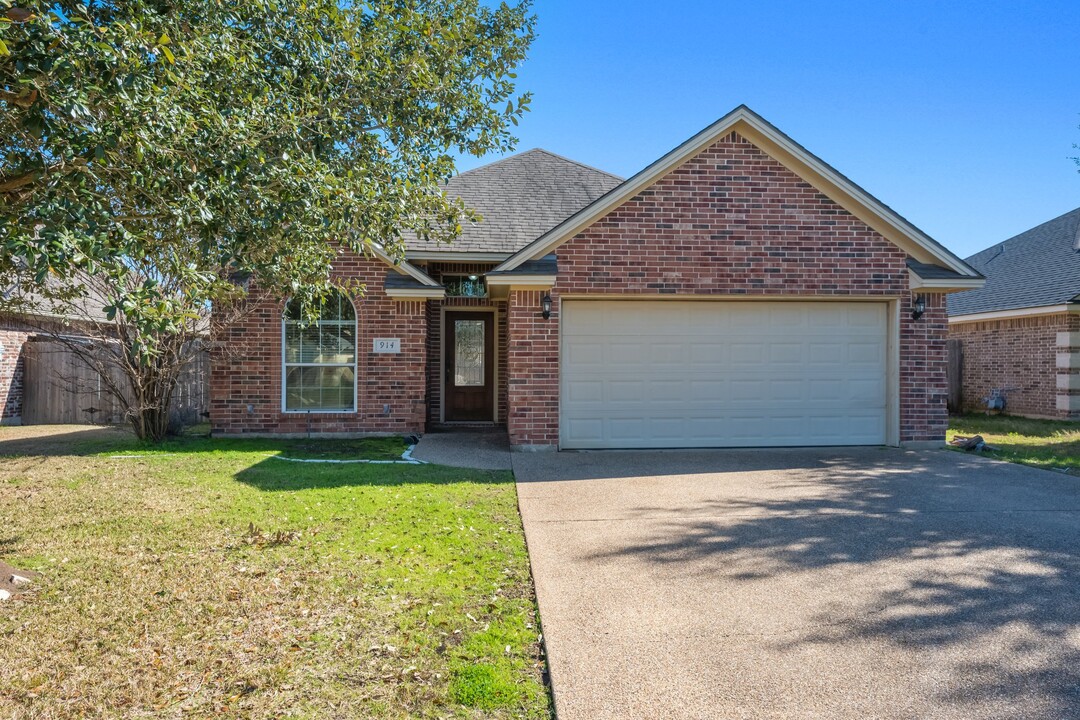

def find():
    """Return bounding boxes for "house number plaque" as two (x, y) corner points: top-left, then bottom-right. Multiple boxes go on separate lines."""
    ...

(372, 338), (401, 353)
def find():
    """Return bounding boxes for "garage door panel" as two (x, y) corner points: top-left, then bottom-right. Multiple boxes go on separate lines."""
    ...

(565, 380), (604, 403)
(561, 300), (889, 449)
(567, 342), (604, 366)
(729, 343), (765, 365)
(689, 379), (727, 400)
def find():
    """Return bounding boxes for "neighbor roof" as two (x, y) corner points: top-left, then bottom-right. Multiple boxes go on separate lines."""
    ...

(405, 149), (624, 256)
(947, 206), (1080, 317)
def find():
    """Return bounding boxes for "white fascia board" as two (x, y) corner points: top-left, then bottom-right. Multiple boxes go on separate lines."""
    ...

(494, 106), (978, 278)
(908, 271), (986, 292)
(384, 287), (445, 299)
(948, 304), (1077, 324)
(368, 244), (441, 287)
(485, 274), (556, 287)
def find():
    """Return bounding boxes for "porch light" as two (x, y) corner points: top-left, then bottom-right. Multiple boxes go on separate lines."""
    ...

(541, 293), (552, 320)
(911, 294), (926, 321)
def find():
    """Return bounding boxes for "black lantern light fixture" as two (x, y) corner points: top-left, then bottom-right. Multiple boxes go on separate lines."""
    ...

(541, 293), (552, 320)
(911, 294), (926, 321)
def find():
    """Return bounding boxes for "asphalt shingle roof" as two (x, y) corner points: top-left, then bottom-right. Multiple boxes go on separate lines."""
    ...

(905, 259), (980, 281)
(383, 271), (432, 290)
(405, 149), (623, 255)
(947, 207), (1080, 317)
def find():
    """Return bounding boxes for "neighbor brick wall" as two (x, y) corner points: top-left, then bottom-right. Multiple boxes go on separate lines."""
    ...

(210, 253), (427, 436)
(948, 313), (1080, 418)
(0, 317), (31, 423)
(506, 130), (949, 446)
(421, 262), (508, 425)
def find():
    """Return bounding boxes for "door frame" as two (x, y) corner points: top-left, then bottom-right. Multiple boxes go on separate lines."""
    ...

(558, 295), (901, 449)
(440, 306), (499, 423)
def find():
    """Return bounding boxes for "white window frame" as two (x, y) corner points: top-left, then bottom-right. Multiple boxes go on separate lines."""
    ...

(281, 294), (358, 413)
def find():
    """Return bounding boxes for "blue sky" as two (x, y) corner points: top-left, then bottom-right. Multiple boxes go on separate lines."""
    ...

(458, 0), (1080, 259)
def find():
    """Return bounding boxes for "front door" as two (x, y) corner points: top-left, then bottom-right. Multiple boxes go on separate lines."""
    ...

(444, 311), (495, 421)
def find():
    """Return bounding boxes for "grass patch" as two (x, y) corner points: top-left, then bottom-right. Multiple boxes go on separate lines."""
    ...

(451, 663), (520, 710)
(948, 414), (1080, 475)
(0, 425), (549, 718)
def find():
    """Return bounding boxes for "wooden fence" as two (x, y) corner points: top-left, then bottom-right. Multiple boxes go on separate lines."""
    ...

(21, 338), (209, 427)
(946, 338), (963, 413)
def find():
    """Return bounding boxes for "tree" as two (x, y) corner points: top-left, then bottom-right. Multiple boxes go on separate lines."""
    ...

(0, 0), (534, 440)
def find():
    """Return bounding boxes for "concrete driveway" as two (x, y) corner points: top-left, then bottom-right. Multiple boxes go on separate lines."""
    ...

(512, 448), (1080, 719)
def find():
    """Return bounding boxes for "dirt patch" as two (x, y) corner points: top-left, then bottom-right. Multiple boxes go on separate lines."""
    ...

(0, 560), (37, 596)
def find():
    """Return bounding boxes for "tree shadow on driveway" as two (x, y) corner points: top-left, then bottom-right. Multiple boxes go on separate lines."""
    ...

(531, 449), (1080, 716)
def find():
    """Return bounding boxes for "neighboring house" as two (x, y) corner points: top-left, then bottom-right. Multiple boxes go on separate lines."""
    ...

(947, 207), (1080, 419)
(0, 312), (34, 424)
(0, 284), (102, 425)
(210, 105), (983, 449)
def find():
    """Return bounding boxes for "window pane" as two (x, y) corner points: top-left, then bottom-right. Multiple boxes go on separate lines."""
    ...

(284, 324), (301, 363)
(445, 276), (487, 298)
(299, 325), (322, 363)
(284, 366), (355, 411)
(454, 320), (485, 386)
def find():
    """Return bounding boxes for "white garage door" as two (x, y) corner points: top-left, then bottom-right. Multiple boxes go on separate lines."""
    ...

(561, 300), (889, 449)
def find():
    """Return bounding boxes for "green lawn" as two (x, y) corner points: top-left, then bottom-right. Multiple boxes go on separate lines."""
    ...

(0, 426), (550, 719)
(948, 414), (1080, 475)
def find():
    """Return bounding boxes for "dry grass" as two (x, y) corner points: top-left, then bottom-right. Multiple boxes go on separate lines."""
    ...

(0, 425), (550, 719)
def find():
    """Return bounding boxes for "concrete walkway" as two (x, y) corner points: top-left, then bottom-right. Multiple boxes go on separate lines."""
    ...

(411, 430), (512, 470)
(513, 447), (1080, 719)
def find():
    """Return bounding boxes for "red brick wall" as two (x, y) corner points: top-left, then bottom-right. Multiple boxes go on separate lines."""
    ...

(900, 293), (949, 441)
(507, 290), (560, 446)
(420, 262), (507, 425)
(210, 253), (428, 436)
(948, 313), (1077, 418)
(0, 318), (31, 423)
(505, 130), (948, 446)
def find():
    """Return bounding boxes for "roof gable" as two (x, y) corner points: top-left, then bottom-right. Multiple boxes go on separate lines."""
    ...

(405, 148), (623, 256)
(947, 206), (1080, 317)
(493, 106), (980, 278)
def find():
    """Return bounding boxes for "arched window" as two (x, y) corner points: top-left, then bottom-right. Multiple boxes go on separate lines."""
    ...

(282, 292), (357, 412)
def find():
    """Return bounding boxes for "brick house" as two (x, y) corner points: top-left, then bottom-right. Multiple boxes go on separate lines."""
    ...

(0, 313), (34, 424)
(948, 207), (1080, 419)
(211, 105), (983, 449)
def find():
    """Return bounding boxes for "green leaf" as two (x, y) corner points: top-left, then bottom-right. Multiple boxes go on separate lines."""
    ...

(160, 45), (175, 64)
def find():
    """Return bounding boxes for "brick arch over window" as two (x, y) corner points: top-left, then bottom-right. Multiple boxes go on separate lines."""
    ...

(282, 291), (357, 413)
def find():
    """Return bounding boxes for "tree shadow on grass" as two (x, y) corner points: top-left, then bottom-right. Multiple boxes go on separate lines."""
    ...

(0, 425), (135, 457)
(232, 453), (514, 492)
(580, 452), (1080, 716)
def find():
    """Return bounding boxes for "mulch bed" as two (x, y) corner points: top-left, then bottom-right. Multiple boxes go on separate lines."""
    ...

(0, 560), (36, 596)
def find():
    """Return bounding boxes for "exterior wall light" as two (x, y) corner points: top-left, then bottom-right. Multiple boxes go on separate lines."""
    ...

(541, 293), (552, 320)
(911, 294), (926, 321)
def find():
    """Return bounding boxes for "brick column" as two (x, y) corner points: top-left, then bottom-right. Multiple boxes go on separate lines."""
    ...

(506, 289), (559, 449)
(900, 293), (949, 444)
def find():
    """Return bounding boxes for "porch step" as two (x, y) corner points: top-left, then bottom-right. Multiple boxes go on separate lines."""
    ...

(427, 423), (506, 434)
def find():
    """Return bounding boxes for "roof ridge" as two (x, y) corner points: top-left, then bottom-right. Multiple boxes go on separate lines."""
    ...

(528, 148), (625, 182)
(969, 205), (1080, 261)
(450, 147), (623, 183)
(451, 149), (537, 179)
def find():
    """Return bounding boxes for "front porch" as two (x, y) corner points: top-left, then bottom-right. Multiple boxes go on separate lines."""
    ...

(420, 262), (509, 428)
